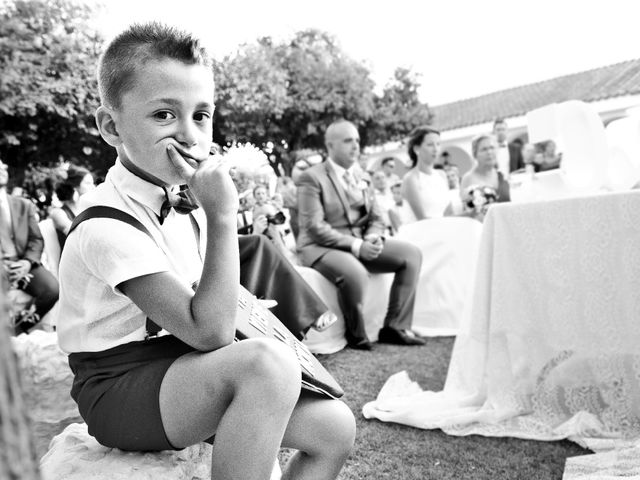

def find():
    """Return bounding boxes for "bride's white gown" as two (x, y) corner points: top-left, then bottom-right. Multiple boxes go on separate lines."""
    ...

(396, 170), (482, 336)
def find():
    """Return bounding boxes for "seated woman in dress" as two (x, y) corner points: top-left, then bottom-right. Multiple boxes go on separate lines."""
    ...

(460, 133), (511, 204)
(394, 126), (484, 336)
(49, 165), (95, 250)
(402, 127), (454, 219)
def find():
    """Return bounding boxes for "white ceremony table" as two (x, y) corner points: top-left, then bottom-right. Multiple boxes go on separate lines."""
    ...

(364, 190), (640, 452)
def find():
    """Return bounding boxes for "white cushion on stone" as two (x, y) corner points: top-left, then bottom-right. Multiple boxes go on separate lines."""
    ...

(11, 330), (77, 423)
(41, 423), (282, 480)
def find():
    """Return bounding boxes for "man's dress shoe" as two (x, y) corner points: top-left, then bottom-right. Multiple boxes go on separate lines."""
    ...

(347, 339), (373, 351)
(377, 327), (426, 346)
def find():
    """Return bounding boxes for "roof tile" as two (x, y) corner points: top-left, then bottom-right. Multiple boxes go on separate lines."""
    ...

(430, 59), (640, 131)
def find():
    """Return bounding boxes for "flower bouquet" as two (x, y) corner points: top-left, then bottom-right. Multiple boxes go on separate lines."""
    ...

(463, 185), (499, 221)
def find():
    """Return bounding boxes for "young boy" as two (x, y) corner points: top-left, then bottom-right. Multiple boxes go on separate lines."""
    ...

(56, 22), (355, 480)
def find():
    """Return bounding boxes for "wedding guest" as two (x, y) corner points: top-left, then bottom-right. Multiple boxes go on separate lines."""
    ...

(238, 189), (337, 336)
(460, 133), (511, 203)
(0, 159), (58, 334)
(521, 142), (539, 170)
(251, 184), (295, 263)
(534, 139), (562, 172)
(388, 182), (415, 232)
(402, 126), (458, 219)
(57, 22), (354, 479)
(291, 154), (322, 184)
(371, 170), (394, 235)
(493, 118), (524, 177)
(238, 233), (338, 336)
(276, 176), (300, 238)
(371, 170), (391, 199)
(49, 165), (95, 250)
(438, 151), (451, 168)
(252, 184), (278, 219)
(270, 192), (297, 251)
(380, 157), (401, 186)
(271, 192), (284, 211)
(296, 119), (425, 350)
(357, 154), (373, 177)
(393, 127), (485, 336)
(443, 164), (464, 215)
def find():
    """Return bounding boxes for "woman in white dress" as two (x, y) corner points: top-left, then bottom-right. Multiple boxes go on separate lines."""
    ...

(402, 127), (452, 219)
(395, 126), (483, 336)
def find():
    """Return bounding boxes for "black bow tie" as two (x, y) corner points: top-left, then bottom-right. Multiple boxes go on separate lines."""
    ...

(159, 187), (199, 224)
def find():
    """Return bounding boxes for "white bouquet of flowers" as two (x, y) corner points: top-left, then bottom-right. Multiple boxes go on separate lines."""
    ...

(463, 185), (499, 221)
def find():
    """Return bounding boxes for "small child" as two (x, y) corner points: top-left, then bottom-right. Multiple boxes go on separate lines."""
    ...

(388, 181), (416, 232)
(251, 184), (296, 263)
(56, 22), (354, 479)
(252, 184), (279, 220)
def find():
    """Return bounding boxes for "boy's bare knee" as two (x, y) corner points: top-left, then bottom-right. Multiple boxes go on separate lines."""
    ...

(323, 401), (356, 453)
(235, 339), (301, 397)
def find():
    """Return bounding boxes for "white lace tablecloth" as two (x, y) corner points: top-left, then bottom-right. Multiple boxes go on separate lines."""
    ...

(364, 190), (640, 472)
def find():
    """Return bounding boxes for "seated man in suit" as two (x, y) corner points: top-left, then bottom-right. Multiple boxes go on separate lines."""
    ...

(296, 120), (425, 350)
(0, 159), (59, 334)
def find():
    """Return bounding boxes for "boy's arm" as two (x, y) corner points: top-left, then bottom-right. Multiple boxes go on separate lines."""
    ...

(120, 149), (240, 352)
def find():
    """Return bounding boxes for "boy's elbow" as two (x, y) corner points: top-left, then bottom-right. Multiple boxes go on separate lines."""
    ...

(192, 330), (236, 352)
(189, 320), (236, 351)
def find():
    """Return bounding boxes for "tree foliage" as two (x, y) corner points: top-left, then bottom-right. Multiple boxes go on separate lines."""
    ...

(1, 2), (432, 187)
(0, 0), (110, 186)
(213, 30), (432, 173)
(364, 67), (433, 146)
(213, 29), (376, 155)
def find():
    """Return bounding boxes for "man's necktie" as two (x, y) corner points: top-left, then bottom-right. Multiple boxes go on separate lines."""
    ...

(343, 171), (363, 205)
(159, 187), (199, 224)
(0, 202), (17, 259)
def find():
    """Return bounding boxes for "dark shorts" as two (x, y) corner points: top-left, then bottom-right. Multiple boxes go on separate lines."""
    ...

(68, 335), (213, 452)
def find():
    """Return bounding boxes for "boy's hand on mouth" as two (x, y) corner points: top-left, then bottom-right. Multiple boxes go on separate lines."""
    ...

(167, 144), (238, 218)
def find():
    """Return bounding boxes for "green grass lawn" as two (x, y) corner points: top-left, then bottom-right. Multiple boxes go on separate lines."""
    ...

(315, 337), (591, 480)
(32, 337), (591, 479)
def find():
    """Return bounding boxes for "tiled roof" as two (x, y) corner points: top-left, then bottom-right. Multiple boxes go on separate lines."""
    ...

(430, 59), (640, 132)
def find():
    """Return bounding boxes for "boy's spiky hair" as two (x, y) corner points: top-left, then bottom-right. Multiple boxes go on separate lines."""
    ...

(97, 21), (212, 109)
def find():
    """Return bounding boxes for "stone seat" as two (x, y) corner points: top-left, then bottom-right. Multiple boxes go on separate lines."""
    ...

(41, 423), (282, 480)
(11, 330), (77, 423)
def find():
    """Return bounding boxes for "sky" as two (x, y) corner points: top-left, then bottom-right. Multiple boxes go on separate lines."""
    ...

(91, 0), (640, 106)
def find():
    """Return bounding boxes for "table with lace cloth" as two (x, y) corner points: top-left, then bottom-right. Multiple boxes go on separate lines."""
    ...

(363, 190), (640, 473)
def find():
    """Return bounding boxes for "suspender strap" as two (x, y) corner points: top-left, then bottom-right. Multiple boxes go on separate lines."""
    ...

(68, 206), (152, 238)
(68, 206), (163, 338)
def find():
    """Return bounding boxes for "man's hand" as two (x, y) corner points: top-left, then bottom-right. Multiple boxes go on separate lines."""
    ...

(167, 144), (238, 219)
(8, 259), (31, 283)
(359, 235), (384, 261)
(364, 233), (384, 244)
